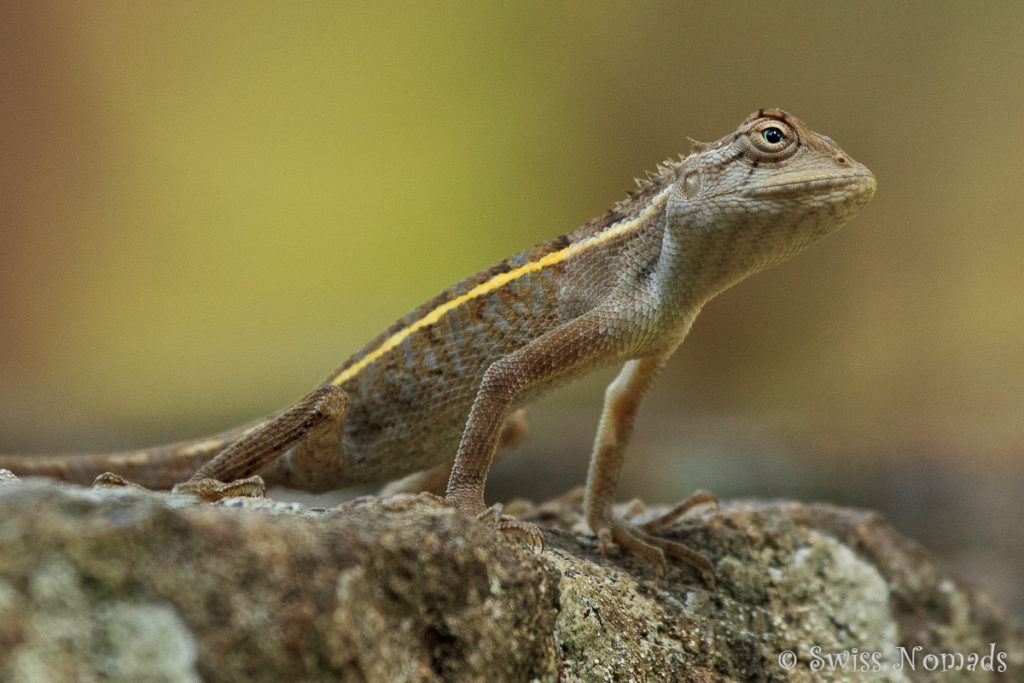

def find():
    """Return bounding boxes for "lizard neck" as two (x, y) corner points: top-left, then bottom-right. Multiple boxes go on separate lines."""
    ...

(656, 187), (826, 309)
(650, 200), (725, 320)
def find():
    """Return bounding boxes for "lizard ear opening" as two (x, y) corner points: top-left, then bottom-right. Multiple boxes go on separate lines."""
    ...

(682, 170), (702, 199)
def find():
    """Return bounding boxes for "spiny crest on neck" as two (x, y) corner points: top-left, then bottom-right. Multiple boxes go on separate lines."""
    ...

(572, 156), (683, 241)
(613, 157), (683, 218)
(611, 133), (730, 221)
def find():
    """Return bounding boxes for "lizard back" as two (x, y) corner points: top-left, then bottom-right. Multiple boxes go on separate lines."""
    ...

(321, 168), (680, 480)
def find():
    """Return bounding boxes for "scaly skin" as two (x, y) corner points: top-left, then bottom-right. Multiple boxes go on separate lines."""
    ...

(0, 109), (875, 582)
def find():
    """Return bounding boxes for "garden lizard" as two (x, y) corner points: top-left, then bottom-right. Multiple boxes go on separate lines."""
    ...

(0, 109), (876, 583)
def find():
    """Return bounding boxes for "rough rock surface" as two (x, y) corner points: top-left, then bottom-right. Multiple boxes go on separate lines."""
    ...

(0, 472), (1020, 681)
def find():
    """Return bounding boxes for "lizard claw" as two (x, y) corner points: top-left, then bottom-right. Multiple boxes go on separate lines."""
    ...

(478, 503), (545, 553)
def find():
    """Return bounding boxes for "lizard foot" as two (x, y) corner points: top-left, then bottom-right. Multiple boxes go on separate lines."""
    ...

(92, 472), (148, 490)
(478, 503), (545, 553)
(596, 491), (718, 587)
(172, 475), (266, 502)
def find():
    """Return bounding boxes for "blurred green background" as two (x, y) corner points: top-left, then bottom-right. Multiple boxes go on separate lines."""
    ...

(2, 3), (1022, 615)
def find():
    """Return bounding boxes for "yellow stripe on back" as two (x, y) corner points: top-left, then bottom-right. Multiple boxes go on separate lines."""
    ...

(331, 186), (671, 385)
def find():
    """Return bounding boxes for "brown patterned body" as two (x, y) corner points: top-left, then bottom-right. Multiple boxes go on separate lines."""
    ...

(323, 207), (664, 487)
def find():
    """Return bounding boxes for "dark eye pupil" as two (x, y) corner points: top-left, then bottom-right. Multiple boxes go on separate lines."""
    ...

(763, 127), (784, 144)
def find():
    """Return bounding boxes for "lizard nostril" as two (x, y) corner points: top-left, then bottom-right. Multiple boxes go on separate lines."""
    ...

(836, 157), (847, 164)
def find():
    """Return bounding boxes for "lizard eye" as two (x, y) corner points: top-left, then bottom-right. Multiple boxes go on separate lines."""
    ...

(762, 127), (784, 144)
(745, 120), (798, 161)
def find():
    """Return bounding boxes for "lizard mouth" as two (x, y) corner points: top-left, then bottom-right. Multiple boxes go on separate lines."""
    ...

(745, 173), (877, 200)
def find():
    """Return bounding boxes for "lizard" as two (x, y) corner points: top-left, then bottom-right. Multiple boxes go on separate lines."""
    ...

(0, 109), (876, 584)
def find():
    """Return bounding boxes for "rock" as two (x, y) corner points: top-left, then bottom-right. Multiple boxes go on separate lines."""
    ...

(0, 473), (1020, 681)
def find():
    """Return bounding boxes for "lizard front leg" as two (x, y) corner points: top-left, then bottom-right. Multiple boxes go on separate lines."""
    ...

(381, 409), (529, 496)
(585, 353), (717, 585)
(445, 313), (613, 545)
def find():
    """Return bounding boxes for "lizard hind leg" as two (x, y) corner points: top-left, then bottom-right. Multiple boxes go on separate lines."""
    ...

(172, 384), (350, 500)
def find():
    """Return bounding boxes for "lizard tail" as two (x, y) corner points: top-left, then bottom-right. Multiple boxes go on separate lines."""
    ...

(0, 422), (261, 489)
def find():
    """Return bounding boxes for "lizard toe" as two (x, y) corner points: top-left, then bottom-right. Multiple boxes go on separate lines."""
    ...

(604, 517), (715, 587)
(638, 489), (718, 533)
(477, 503), (545, 553)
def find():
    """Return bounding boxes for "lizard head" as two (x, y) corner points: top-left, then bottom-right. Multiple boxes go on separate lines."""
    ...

(665, 109), (876, 299)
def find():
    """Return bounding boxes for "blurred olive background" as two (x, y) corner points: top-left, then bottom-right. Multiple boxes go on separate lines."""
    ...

(2, 3), (1022, 616)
